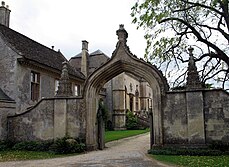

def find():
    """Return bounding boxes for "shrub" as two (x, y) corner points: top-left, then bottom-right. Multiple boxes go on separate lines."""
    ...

(126, 110), (139, 130)
(49, 137), (85, 154)
(209, 141), (229, 152)
(0, 140), (15, 151)
(0, 137), (86, 154)
(12, 140), (52, 151)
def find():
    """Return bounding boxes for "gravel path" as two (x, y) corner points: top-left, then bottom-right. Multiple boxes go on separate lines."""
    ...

(0, 133), (172, 167)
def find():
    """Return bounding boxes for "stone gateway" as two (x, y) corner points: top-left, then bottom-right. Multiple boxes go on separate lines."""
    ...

(0, 2), (229, 150)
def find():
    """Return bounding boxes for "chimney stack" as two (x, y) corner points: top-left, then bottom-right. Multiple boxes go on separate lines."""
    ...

(0, 1), (10, 27)
(81, 40), (89, 77)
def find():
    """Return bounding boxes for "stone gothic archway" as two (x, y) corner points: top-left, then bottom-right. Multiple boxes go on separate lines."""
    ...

(83, 25), (169, 150)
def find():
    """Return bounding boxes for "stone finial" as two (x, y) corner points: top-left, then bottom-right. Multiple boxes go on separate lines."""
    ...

(186, 47), (202, 90)
(56, 61), (73, 97)
(1, 1), (5, 6)
(116, 24), (128, 43)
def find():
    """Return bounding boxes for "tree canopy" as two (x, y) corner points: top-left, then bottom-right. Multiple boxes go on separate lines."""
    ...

(131, 0), (229, 89)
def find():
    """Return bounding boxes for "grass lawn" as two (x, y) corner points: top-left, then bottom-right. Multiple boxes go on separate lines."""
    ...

(105, 129), (149, 143)
(0, 150), (70, 162)
(151, 154), (229, 167)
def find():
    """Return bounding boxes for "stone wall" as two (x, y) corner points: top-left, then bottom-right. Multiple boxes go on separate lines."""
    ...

(15, 65), (63, 113)
(163, 91), (188, 144)
(0, 36), (18, 103)
(0, 100), (16, 140)
(8, 97), (86, 141)
(163, 89), (229, 146)
(204, 89), (229, 143)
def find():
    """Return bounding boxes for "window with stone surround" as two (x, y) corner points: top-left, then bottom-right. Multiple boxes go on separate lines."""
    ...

(31, 71), (40, 101)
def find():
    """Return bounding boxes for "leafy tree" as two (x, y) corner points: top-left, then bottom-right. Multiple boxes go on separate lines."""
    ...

(131, 0), (229, 89)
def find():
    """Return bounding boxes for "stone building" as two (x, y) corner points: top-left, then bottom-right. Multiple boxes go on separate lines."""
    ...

(0, 1), (229, 151)
(0, 2), (85, 140)
(0, 2), (85, 114)
(69, 39), (152, 130)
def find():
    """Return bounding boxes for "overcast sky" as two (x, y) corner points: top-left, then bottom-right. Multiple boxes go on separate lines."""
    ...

(6, 0), (146, 60)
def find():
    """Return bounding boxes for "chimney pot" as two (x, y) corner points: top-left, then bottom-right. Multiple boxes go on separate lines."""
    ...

(0, 1), (10, 27)
(82, 40), (88, 51)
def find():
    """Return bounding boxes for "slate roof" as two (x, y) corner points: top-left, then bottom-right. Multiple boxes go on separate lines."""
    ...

(90, 50), (104, 56)
(0, 88), (14, 101)
(72, 49), (109, 58)
(0, 24), (85, 80)
(73, 52), (82, 58)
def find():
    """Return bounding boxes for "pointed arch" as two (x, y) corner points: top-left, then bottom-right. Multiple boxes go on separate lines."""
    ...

(83, 41), (168, 150)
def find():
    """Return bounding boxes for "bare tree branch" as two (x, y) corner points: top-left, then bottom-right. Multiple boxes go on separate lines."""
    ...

(160, 17), (229, 66)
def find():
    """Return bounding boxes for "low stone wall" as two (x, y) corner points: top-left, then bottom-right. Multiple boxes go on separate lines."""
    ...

(163, 91), (189, 144)
(0, 100), (16, 140)
(204, 89), (229, 143)
(163, 89), (229, 146)
(8, 97), (86, 141)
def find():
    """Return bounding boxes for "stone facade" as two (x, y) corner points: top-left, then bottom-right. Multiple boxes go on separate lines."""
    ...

(111, 73), (152, 129)
(0, 4), (85, 143)
(0, 45), (82, 114)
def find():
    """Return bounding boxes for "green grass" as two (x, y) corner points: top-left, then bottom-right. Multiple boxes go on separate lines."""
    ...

(151, 155), (229, 167)
(0, 150), (80, 162)
(105, 129), (149, 143)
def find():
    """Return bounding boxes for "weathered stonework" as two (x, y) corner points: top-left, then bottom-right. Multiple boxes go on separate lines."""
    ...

(163, 92), (188, 144)
(1, 8), (229, 153)
(204, 90), (229, 144)
(163, 89), (229, 146)
(8, 97), (86, 141)
(83, 25), (168, 150)
(0, 100), (15, 140)
(56, 61), (73, 97)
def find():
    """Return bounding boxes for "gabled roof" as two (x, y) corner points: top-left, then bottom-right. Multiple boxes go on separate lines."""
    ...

(71, 49), (109, 59)
(73, 52), (82, 58)
(0, 24), (85, 80)
(90, 49), (104, 56)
